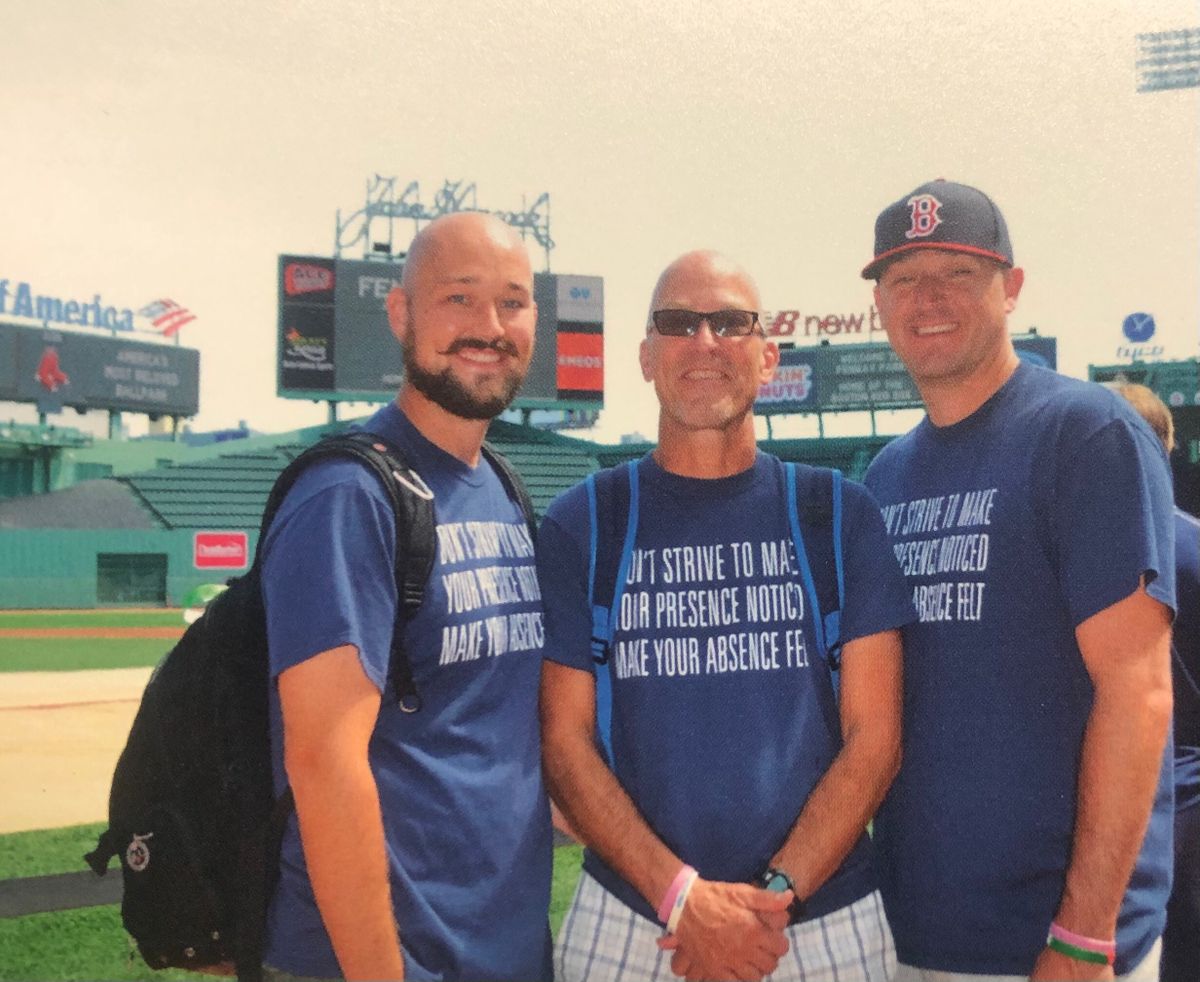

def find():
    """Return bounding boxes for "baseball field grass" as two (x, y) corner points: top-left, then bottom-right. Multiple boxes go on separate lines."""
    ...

(0, 609), (181, 673)
(0, 639), (174, 673)
(0, 821), (584, 981)
(0, 608), (586, 978)
(0, 611), (184, 630)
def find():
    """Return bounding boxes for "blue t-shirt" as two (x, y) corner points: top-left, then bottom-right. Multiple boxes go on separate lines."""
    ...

(537, 452), (914, 923)
(261, 403), (552, 981)
(864, 361), (1176, 976)
(1173, 508), (1200, 811)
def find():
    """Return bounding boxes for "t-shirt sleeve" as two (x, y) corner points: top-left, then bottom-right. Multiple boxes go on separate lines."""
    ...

(837, 478), (917, 644)
(536, 493), (595, 673)
(262, 466), (398, 690)
(1053, 416), (1176, 626)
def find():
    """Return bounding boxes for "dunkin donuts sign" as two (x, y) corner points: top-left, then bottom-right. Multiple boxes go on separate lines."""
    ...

(193, 532), (249, 570)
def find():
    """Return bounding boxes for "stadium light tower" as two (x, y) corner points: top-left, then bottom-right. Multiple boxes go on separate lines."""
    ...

(334, 176), (555, 270)
(1136, 27), (1200, 92)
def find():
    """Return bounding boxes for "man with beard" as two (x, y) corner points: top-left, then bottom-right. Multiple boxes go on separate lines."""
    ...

(539, 250), (912, 982)
(259, 212), (552, 981)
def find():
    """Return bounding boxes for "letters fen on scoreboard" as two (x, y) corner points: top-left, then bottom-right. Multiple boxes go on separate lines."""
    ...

(276, 255), (605, 410)
(755, 335), (1056, 416)
(193, 531), (249, 570)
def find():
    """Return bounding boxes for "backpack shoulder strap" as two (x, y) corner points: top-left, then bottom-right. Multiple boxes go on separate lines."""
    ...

(586, 460), (638, 764)
(481, 442), (538, 543)
(827, 469), (845, 658)
(784, 461), (846, 746)
(588, 460), (639, 665)
(258, 431), (435, 711)
(784, 462), (846, 670)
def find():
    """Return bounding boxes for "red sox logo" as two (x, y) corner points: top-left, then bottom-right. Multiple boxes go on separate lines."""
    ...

(35, 346), (69, 392)
(904, 194), (943, 239)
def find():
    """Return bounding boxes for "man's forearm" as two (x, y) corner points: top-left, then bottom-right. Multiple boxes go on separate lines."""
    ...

(771, 718), (900, 900)
(277, 643), (407, 980)
(291, 753), (406, 981)
(773, 631), (903, 901)
(1055, 681), (1172, 937)
(543, 722), (684, 909)
(1054, 587), (1174, 943)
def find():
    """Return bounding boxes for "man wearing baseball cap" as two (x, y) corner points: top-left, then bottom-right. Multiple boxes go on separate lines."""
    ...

(861, 180), (1177, 980)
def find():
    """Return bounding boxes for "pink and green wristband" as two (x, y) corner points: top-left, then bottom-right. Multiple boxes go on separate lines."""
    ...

(657, 864), (699, 933)
(1046, 922), (1116, 967)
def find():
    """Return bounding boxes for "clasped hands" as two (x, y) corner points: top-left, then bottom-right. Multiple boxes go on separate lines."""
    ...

(657, 877), (793, 982)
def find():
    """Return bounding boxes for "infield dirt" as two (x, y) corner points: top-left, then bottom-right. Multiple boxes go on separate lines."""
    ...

(0, 668), (152, 833)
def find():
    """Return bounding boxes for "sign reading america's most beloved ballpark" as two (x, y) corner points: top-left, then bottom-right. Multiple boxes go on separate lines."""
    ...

(0, 321), (200, 416)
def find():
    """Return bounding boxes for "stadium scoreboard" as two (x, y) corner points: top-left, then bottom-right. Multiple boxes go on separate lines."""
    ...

(755, 334), (1056, 416)
(277, 255), (604, 410)
(0, 320), (199, 418)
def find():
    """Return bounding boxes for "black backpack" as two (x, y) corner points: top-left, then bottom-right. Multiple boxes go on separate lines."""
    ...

(84, 431), (535, 982)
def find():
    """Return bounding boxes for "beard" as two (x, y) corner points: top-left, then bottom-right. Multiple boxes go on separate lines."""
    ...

(402, 338), (525, 420)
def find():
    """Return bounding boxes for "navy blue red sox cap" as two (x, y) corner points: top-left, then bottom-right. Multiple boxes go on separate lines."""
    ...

(861, 179), (1014, 280)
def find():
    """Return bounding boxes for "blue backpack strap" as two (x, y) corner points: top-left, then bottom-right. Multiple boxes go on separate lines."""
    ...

(785, 462), (829, 661)
(824, 468), (844, 667)
(609, 461), (641, 630)
(588, 461), (640, 663)
(784, 461), (845, 746)
(784, 462), (847, 705)
(588, 460), (639, 763)
(586, 474), (603, 663)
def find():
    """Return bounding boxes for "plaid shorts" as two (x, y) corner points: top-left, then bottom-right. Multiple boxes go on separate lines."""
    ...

(557, 870), (897, 982)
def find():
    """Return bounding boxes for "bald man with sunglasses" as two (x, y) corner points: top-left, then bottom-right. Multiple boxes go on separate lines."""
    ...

(538, 251), (913, 982)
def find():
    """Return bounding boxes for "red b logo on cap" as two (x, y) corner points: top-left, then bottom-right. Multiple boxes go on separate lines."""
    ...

(905, 194), (943, 239)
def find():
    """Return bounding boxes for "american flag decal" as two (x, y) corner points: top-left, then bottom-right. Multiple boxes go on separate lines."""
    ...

(138, 299), (196, 336)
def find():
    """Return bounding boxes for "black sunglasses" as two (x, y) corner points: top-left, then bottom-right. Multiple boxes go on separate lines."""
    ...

(650, 309), (761, 338)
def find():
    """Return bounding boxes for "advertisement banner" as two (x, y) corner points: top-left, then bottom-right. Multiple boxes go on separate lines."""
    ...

(279, 307), (337, 392)
(756, 335), (1056, 415)
(0, 277), (135, 332)
(556, 275), (604, 324)
(193, 532), (249, 570)
(556, 330), (603, 400)
(278, 256), (338, 393)
(0, 321), (200, 416)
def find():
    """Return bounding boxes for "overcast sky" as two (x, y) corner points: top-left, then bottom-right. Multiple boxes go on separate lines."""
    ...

(1, 0), (1196, 443)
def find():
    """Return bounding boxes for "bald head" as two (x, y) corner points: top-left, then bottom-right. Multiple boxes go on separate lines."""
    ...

(402, 212), (532, 294)
(648, 250), (761, 327)
(384, 210), (538, 424)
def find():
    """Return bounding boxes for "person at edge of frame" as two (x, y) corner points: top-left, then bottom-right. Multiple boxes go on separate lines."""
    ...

(1113, 382), (1200, 982)
(861, 178), (1176, 982)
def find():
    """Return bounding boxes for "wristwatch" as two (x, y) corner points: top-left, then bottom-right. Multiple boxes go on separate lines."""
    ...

(753, 867), (807, 924)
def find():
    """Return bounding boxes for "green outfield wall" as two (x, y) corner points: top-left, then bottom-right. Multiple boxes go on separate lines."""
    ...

(0, 529), (257, 608)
